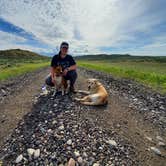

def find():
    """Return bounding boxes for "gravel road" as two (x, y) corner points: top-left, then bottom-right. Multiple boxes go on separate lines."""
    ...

(0, 67), (166, 166)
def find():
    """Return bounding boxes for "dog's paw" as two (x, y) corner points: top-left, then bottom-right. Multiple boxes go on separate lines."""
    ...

(52, 91), (56, 97)
(62, 91), (65, 96)
(74, 97), (80, 101)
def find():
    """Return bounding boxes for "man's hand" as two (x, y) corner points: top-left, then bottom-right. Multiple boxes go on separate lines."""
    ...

(63, 68), (69, 76)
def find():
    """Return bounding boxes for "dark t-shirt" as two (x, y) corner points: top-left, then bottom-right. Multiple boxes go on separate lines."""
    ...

(51, 54), (76, 70)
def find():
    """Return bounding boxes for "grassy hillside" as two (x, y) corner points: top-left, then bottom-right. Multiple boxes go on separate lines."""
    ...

(0, 49), (51, 81)
(77, 55), (166, 94)
(76, 54), (166, 63)
(0, 49), (47, 58)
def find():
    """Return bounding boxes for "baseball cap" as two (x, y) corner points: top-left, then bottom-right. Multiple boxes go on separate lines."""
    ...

(60, 42), (69, 48)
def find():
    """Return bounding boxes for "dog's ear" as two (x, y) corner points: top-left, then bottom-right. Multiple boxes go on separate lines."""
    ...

(94, 79), (98, 84)
(87, 79), (91, 83)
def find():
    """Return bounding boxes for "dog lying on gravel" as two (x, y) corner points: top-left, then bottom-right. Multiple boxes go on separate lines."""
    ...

(52, 66), (68, 96)
(75, 78), (108, 105)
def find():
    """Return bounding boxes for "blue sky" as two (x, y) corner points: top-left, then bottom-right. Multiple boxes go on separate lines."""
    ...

(0, 0), (166, 56)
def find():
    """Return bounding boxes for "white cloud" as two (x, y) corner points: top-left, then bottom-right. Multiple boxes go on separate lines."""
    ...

(0, 0), (166, 55)
(0, 30), (26, 44)
(0, 31), (51, 54)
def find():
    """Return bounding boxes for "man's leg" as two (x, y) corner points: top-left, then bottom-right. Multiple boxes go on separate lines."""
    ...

(45, 74), (54, 87)
(64, 70), (77, 92)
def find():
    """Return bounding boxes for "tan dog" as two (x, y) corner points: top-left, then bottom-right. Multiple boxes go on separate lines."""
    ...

(52, 66), (68, 96)
(75, 78), (108, 105)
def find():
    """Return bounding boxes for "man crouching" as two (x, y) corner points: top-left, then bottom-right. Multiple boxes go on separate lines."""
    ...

(45, 42), (77, 94)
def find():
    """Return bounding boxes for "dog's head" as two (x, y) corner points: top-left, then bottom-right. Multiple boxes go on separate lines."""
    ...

(54, 66), (63, 76)
(87, 78), (99, 91)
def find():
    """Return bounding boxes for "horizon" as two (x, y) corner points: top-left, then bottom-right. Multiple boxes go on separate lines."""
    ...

(0, 0), (166, 56)
(1, 48), (166, 57)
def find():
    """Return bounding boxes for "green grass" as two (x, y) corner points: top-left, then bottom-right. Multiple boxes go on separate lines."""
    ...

(77, 60), (166, 94)
(0, 49), (51, 81)
(0, 62), (49, 81)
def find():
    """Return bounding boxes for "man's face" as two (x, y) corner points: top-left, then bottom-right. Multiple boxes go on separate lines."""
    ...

(61, 47), (68, 56)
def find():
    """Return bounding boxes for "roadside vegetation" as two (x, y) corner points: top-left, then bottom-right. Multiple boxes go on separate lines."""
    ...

(0, 49), (50, 81)
(77, 55), (166, 94)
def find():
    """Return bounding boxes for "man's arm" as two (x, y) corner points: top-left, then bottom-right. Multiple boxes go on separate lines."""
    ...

(50, 67), (56, 84)
(63, 64), (77, 76)
(68, 64), (77, 71)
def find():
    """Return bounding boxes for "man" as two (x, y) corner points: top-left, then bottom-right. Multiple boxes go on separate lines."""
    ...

(45, 42), (77, 93)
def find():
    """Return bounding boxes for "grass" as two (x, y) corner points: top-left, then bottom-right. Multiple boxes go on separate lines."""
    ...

(0, 49), (51, 81)
(0, 62), (49, 81)
(77, 60), (166, 94)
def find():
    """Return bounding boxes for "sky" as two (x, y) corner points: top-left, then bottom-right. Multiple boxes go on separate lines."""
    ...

(0, 0), (166, 56)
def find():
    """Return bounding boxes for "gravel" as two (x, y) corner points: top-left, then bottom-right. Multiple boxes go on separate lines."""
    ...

(78, 67), (166, 131)
(0, 90), (137, 165)
(0, 67), (165, 165)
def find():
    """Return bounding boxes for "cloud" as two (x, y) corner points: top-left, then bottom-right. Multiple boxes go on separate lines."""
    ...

(0, 0), (166, 55)
(0, 30), (51, 54)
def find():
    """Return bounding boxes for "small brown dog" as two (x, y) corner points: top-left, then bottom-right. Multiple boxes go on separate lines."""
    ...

(75, 78), (108, 105)
(52, 66), (68, 96)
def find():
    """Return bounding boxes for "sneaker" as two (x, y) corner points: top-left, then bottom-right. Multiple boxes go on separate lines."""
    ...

(69, 86), (77, 93)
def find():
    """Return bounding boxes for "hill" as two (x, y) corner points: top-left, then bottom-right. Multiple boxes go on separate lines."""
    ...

(0, 49), (50, 80)
(0, 49), (50, 60)
(75, 54), (166, 63)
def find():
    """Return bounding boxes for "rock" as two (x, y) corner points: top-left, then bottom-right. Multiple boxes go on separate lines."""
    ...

(52, 120), (57, 125)
(77, 156), (83, 164)
(89, 157), (95, 165)
(160, 106), (165, 110)
(47, 129), (52, 133)
(1, 89), (6, 93)
(74, 150), (80, 157)
(106, 140), (117, 147)
(133, 98), (138, 102)
(15, 154), (23, 163)
(67, 158), (76, 166)
(34, 149), (40, 158)
(158, 142), (165, 147)
(156, 136), (164, 141)
(83, 152), (88, 157)
(145, 136), (153, 142)
(67, 139), (72, 145)
(116, 124), (121, 128)
(150, 147), (162, 156)
(93, 163), (100, 166)
(54, 103), (57, 107)
(58, 125), (64, 130)
(49, 111), (53, 114)
(27, 148), (35, 156)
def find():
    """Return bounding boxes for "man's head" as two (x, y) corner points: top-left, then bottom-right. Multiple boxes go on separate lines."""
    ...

(60, 42), (69, 57)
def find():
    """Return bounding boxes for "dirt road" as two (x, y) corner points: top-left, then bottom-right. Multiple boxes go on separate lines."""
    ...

(0, 67), (166, 165)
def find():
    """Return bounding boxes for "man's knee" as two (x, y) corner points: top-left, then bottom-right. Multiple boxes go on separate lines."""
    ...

(65, 70), (77, 86)
(67, 70), (77, 79)
(45, 75), (54, 87)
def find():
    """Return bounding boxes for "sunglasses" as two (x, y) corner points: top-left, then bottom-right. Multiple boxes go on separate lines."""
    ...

(61, 47), (68, 50)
